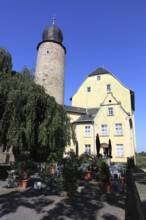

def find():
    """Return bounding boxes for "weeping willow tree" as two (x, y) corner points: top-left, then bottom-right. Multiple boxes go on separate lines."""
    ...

(0, 51), (75, 162)
(0, 47), (12, 73)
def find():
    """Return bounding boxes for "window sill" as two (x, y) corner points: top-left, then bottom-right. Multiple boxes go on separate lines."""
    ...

(100, 134), (109, 137)
(114, 134), (123, 137)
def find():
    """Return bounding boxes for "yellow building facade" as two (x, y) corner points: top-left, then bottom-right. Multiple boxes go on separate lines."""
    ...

(65, 67), (136, 164)
(33, 20), (136, 165)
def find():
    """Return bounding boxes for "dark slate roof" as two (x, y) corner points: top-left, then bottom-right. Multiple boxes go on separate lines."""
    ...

(64, 105), (99, 123)
(64, 105), (86, 114)
(75, 108), (99, 123)
(43, 24), (63, 44)
(37, 23), (66, 53)
(88, 67), (110, 77)
(130, 90), (135, 111)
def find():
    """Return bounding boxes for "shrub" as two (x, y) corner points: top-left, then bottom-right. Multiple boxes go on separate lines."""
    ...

(97, 158), (110, 183)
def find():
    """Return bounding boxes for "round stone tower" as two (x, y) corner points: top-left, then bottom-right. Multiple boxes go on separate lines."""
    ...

(35, 17), (66, 105)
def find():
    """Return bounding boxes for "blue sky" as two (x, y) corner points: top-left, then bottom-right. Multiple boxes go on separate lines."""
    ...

(0, 0), (146, 152)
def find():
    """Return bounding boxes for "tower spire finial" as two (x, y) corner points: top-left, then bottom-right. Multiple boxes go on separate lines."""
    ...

(52, 14), (56, 25)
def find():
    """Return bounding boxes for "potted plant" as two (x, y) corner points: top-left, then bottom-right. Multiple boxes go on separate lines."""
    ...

(97, 158), (111, 192)
(12, 153), (31, 189)
(48, 152), (58, 175)
(79, 153), (92, 180)
(20, 170), (28, 189)
(62, 152), (79, 193)
(63, 164), (78, 193)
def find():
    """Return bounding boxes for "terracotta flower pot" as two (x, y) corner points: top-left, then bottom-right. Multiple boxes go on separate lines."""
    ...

(106, 182), (111, 193)
(20, 179), (28, 189)
(50, 166), (55, 174)
(84, 171), (92, 180)
(20, 171), (28, 189)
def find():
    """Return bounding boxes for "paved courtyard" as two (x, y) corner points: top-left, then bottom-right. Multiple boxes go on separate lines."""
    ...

(0, 177), (126, 220)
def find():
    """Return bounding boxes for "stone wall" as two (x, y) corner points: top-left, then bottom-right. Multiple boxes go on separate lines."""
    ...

(35, 42), (65, 105)
(130, 167), (146, 220)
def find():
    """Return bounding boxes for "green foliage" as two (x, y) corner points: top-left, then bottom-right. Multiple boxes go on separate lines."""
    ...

(0, 47), (12, 73)
(78, 153), (92, 164)
(97, 158), (110, 182)
(11, 152), (37, 177)
(47, 152), (58, 163)
(135, 152), (146, 169)
(0, 66), (74, 162)
(62, 151), (79, 183)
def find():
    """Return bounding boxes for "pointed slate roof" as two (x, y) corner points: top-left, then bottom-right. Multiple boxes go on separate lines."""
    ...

(88, 67), (110, 76)
(37, 18), (66, 53)
(70, 66), (135, 111)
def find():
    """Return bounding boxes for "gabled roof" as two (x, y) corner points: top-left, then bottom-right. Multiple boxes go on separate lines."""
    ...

(100, 93), (131, 116)
(70, 67), (111, 101)
(100, 92), (121, 106)
(88, 67), (110, 76)
(70, 66), (135, 111)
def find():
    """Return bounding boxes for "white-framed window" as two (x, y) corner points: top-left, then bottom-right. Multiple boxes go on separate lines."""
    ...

(116, 144), (124, 157)
(106, 84), (111, 92)
(107, 107), (114, 116)
(115, 123), (123, 135)
(101, 124), (108, 136)
(87, 87), (91, 92)
(97, 75), (101, 81)
(84, 125), (91, 136)
(85, 144), (91, 155)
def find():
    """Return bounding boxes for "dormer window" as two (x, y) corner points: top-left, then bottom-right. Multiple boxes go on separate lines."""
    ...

(106, 84), (111, 92)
